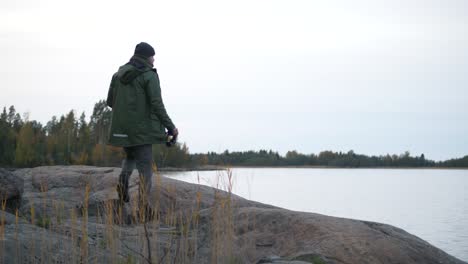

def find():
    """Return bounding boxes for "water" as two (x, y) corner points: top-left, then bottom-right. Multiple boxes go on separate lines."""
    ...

(165, 168), (468, 261)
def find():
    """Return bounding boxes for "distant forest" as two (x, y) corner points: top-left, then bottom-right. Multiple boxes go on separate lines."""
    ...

(1, 101), (467, 169)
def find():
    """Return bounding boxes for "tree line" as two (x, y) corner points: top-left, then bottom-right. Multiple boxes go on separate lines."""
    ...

(1, 101), (467, 169)
(0, 101), (190, 168)
(195, 150), (467, 168)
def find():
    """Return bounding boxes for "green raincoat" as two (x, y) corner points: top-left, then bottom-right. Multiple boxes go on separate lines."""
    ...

(106, 56), (175, 147)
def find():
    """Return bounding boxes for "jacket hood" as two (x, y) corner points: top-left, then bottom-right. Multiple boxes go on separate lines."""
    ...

(117, 55), (153, 84)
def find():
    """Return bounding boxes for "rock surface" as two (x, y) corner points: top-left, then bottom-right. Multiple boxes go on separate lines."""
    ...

(0, 168), (23, 212)
(0, 165), (465, 264)
(0, 168), (23, 199)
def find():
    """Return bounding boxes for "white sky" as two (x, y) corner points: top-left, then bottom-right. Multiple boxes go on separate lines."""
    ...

(1, 0), (467, 161)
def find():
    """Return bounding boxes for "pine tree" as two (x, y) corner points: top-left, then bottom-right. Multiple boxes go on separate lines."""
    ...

(0, 107), (15, 165)
(0, 107), (7, 122)
(45, 116), (59, 164)
(77, 112), (91, 164)
(90, 100), (112, 144)
(7, 105), (15, 124)
(15, 122), (36, 167)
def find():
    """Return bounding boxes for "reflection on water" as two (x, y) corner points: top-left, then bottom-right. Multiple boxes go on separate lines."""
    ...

(165, 168), (468, 261)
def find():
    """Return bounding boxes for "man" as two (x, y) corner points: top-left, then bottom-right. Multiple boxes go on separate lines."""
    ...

(106, 42), (178, 215)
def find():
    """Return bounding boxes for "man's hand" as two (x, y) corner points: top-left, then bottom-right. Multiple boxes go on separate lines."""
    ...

(166, 128), (179, 147)
(171, 128), (179, 137)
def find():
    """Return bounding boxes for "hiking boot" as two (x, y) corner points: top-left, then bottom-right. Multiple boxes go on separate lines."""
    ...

(116, 183), (129, 203)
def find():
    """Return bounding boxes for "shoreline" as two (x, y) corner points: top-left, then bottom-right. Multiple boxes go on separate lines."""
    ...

(4, 165), (466, 263)
(4, 165), (467, 172)
(160, 165), (468, 171)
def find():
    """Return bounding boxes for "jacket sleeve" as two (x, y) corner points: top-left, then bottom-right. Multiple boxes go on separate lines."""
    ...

(146, 71), (176, 130)
(106, 75), (116, 108)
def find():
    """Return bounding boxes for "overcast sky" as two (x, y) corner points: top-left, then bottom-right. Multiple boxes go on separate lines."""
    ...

(1, 0), (467, 160)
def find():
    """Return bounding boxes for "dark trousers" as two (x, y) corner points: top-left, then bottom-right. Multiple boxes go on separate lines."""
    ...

(118, 144), (153, 206)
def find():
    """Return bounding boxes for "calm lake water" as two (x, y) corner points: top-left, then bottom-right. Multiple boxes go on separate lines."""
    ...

(165, 168), (468, 261)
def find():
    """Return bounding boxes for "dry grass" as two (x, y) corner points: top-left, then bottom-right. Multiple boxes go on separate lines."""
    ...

(0, 166), (246, 264)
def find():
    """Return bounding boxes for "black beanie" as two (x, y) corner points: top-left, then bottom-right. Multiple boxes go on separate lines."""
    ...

(134, 42), (155, 58)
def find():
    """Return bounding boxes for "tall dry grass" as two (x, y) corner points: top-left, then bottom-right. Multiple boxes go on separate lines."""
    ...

(0, 166), (245, 263)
